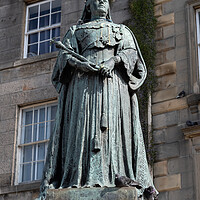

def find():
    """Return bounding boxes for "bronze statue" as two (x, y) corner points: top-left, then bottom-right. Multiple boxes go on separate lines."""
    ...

(38, 0), (157, 199)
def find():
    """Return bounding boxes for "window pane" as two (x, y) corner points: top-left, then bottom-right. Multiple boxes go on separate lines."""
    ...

(52, 0), (61, 13)
(39, 15), (49, 28)
(51, 12), (61, 25)
(37, 161), (44, 179)
(39, 123), (45, 141)
(39, 41), (50, 54)
(22, 163), (31, 182)
(28, 33), (38, 44)
(39, 108), (45, 122)
(23, 146), (32, 162)
(29, 5), (38, 19)
(24, 126), (32, 143)
(28, 18), (38, 31)
(40, 2), (50, 16)
(38, 143), (45, 160)
(25, 111), (33, 125)
(51, 38), (60, 52)
(52, 27), (60, 38)
(40, 30), (50, 41)
(28, 44), (38, 57)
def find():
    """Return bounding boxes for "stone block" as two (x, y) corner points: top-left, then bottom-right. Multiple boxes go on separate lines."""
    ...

(156, 74), (176, 91)
(162, 0), (174, 14)
(165, 126), (183, 143)
(181, 172), (193, 189)
(0, 174), (11, 187)
(175, 21), (186, 35)
(154, 161), (168, 177)
(179, 140), (191, 157)
(155, 0), (172, 5)
(155, 61), (176, 77)
(168, 157), (193, 175)
(155, 52), (165, 66)
(152, 87), (177, 103)
(175, 47), (187, 61)
(46, 187), (138, 200)
(155, 142), (180, 161)
(168, 187), (194, 200)
(0, 105), (16, 121)
(152, 97), (188, 115)
(153, 129), (165, 144)
(156, 37), (175, 52)
(157, 13), (174, 27)
(154, 4), (162, 17)
(176, 33), (186, 48)
(155, 27), (163, 40)
(163, 24), (175, 39)
(164, 49), (175, 63)
(156, 191), (168, 200)
(154, 174), (181, 192)
(153, 111), (178, 130)
(0, 119), (15, 134)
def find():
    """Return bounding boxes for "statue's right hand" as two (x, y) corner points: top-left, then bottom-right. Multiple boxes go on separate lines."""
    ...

(68, 57), (99, 72)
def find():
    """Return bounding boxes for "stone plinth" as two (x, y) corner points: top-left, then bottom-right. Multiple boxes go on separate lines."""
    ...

(46, 187), (138, 200)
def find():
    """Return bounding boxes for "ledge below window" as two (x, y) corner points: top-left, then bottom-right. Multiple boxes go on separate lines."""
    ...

(0, 181), (40, 195)
(14, 51), (58, 68)
(182, 125), (200, 139)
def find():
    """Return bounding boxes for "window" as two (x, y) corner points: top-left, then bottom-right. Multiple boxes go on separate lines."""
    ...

(24, 0), (61, 58)
(196, 9), (200, 77)
(16, 101), (57, 184)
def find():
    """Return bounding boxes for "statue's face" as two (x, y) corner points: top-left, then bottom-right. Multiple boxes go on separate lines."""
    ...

(89, 0), (109, 18)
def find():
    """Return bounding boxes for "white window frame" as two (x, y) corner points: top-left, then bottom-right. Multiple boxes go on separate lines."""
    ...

(196, 8), (200, 77)
(15, 100), (57, 185)
(24, 0), (61, 58)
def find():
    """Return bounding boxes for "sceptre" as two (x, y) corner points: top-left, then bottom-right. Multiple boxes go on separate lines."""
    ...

(50, 38), (100, 71)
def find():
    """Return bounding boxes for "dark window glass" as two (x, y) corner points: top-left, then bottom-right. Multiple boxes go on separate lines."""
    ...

(39, 15), (50, 28)
(51, 12), (61, 25)
(28, 44), (38, 57)
(29, 5), (38, 18)
(52, 0), (61, 13)
(40, 2), (50, 16)
(29, 18), (38, 31)
(40, 30), (50, 41)
(52, 27), (60, 38)
(28, 33), (38, 44)
(39, 41), (50, 54)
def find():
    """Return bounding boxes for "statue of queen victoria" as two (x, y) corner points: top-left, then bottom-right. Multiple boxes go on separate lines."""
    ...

(38, 0), (157, 199)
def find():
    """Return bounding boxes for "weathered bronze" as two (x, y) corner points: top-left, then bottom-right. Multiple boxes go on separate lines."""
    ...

(37, 0), (157, 199)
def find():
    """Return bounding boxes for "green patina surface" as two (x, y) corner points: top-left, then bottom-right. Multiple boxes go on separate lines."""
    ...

(37, 1), (157, 199)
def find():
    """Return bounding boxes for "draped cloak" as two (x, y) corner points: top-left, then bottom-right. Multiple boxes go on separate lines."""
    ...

(39, 20), (155, 198)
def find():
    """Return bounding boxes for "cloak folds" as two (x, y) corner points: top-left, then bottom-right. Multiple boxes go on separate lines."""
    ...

(39, 22), (155, 199)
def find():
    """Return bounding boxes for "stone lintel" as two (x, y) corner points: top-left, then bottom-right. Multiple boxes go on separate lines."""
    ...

(182, 125), (200, 139)
(46, 187), (138, 200)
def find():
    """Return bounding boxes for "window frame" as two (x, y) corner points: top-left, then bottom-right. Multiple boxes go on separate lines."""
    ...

(24, 0), (61, 58)
(196, 8), (200, 79)
(15, 100), (57, 185)
(186, 1), (200, 93)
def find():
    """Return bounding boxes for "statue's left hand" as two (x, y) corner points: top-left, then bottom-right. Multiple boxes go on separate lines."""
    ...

(100, 57), (115, 78)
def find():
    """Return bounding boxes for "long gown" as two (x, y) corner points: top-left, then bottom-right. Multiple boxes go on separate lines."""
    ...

(39, 19), (154, 198)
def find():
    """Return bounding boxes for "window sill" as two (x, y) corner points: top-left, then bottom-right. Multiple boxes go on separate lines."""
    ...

(13, 51), (58, 68)
(0, 181), (40, 195)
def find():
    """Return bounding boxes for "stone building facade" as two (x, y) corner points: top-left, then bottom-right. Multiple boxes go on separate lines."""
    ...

(0, 0), (199, 199)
